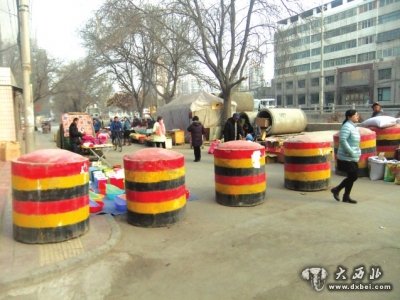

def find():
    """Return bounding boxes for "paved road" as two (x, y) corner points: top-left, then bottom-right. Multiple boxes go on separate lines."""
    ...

(2, 127), (399, 300)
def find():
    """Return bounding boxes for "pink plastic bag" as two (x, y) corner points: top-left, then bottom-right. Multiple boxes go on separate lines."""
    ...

(208, 140), (221, 154)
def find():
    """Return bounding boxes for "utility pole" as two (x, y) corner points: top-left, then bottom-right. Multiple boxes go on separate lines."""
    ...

(17, 0), (35, 153)
(319, 3), (325, 114)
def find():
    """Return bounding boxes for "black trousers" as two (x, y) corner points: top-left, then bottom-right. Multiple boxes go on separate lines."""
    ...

(193, 146), (201, 161)
(336, 159), (358, 196)
(154, 141), (166, 148)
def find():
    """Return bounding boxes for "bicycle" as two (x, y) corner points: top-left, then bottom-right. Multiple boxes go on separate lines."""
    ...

(112, 131), (123, 152)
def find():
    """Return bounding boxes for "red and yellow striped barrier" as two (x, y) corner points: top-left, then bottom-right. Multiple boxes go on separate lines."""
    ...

(333, 127), (376, 177)
(368, 124), (400, 159)
(284, 135), (332, 191)
(124, 148), (186, 227)
(12, 149), (90, 244)
(214, 141), (266, 206)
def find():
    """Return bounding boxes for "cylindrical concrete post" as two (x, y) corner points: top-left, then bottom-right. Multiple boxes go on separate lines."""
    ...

(284, 135), (332, 191)
(333, 127), (376, 177)
(12, 149), (90, 244)
(214, 140), (266, 206)
(124, 148), (186, 227)
(368, 124), (400, 159)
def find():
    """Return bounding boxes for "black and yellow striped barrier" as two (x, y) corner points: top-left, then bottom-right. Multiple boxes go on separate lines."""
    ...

(124, 148), (186, 227)
(369, 124), (400, 159)
(334, 127), (376, 177)
(214, 141), (266, 206)
(284, 136), (332, 191)
(12, 149), (90, 244)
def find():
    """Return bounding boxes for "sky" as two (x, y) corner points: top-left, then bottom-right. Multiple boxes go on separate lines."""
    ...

(30, 0), (105, 62)
(1, 0), (322, 80)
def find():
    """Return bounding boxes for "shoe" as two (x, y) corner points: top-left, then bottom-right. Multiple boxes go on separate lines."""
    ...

(330, 188), (340, 201)
(343, 196), (357, 204)
(194, 159), (200, 162)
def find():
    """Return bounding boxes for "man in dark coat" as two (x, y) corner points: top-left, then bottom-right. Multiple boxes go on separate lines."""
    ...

(187, 116), (206, 162)
(223, 113), (243, 142)
(69, 117), (83, 153)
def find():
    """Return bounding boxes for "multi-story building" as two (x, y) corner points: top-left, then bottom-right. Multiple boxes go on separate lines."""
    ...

(274, 0), (400, 110)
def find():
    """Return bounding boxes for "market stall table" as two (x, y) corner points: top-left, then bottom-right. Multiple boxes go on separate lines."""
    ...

(81, 143), (114, 167)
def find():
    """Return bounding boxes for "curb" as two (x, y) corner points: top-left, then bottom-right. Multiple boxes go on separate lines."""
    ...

(0, 214), (121, 292)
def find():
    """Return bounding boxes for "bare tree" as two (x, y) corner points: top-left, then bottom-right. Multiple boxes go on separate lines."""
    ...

(52, 58), (112, 114)
(81, 0), (194, 115)
(166, 0), (286, 119)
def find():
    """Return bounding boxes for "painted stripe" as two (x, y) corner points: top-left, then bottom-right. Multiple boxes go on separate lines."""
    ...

(360, 134), (376, 141)
(360, 139), (376, 148)
(13, 219), (89, 244)
(370, 127), (400, 135)
(283, 142), (331, 149)
(284, 156), (329, 164)
(127, 195), (186, 214)
(214, 166), (265, 176)
(214, 157), (265, 168)
(12, 184), (89, 202)
(284, 162), (330, 172)
(124, 158), (184, 172)
(216, 191), (265, 206)
(12, 173), (89, 191)
(214, 149), (265, 159)
(376, 140), (400, 146)
(284, 169), (330, 181)
(126, 185), (186, 203)
(125, 167), (185, 183)
(215, 182), (266, 195)
(13, 195), (88, 215)
(127, 207), (185, 227)
(285, 178), (329, 191)
(215, 173), (266, 185)
(283, 147), (332, 157)
(11, 162), (89, 179)
(361, 147), (376, 154)
(125, 177), (185, 191)
(13, 206), (89, 228)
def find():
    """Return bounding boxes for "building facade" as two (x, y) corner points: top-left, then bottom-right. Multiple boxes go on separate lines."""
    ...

(274, 0), (400, 109)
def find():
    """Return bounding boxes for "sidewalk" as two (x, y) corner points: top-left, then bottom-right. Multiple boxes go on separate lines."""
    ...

(0, 135), (121, 292)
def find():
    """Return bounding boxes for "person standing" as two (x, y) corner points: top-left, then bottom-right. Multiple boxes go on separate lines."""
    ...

(110, 116), (123, 145)
(331, 109), (361, 204)
(153, 116), (166, 148)
(123, 117), (132, 145)
(371, 102), (384, 117)
(187, 116), (206, 162)
(223, 113), (243, 142)
(69, 117), (84, 154)
(93, 118), (101, 134)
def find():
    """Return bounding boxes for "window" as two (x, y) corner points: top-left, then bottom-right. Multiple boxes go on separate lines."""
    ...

(277, 95), (282, 106)
(358, 51), (376, 62)
(277, 83), (282, 90)
(378, 87), (391, 101)
(325, 92), (335, 104)
(286, 81), (293, 89)
(378, 10), (400, 24)
(311, 48), (321, 56)
(378, 68), (392, 80)
(298, 94), (306, 105)
(377, 28), (400, 43)
(359, 1), (377, 13)
(325, 76), (335, 85)
(298, 80), (305, 88)
(311, 78), (320, 87)
(311, 93), (320, 105)
(286, 95), (293, 106)
(358, 18), (376, 30)
(358, 35), (375, 45)
(311, 62), (321, 70)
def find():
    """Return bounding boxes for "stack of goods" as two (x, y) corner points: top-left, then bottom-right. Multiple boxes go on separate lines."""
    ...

(81, 131), (110, 147)
(88, 163), (127, 214)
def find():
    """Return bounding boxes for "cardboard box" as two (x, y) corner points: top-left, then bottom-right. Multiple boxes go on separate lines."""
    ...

(0, 141), (20, 161)
(256, 117), (270, 128)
